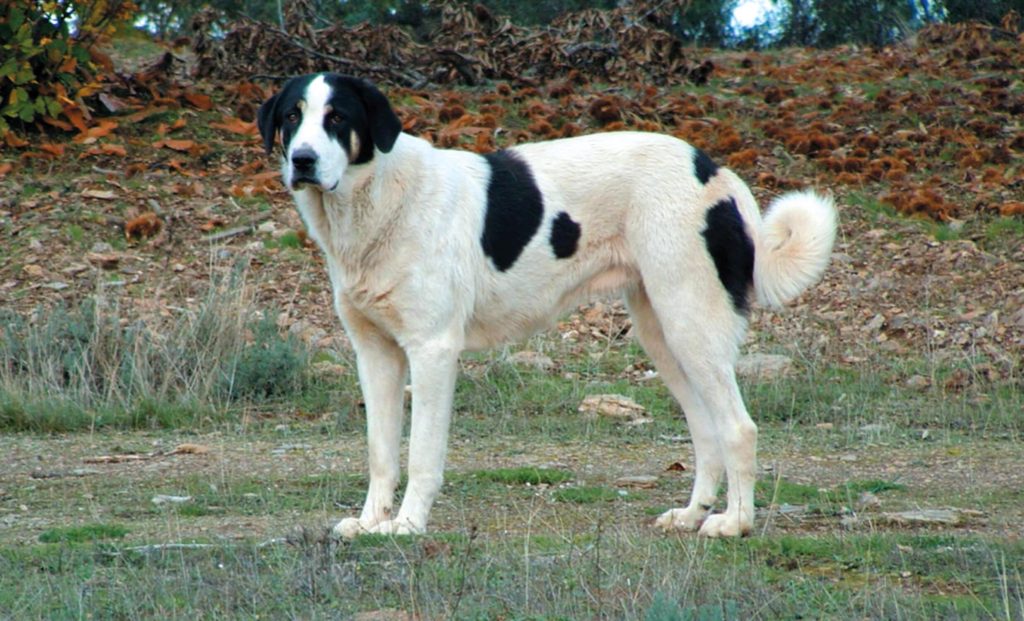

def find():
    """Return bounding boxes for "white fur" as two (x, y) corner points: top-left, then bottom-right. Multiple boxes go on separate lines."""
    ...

(274, 83), (837, 539)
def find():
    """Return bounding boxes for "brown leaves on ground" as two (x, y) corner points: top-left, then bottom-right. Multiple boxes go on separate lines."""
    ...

(192, 1), (714, 88)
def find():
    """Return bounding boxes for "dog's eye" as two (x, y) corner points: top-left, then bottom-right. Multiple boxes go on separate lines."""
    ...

(286, 111), (300, 124)
(327, 112), (345, 125)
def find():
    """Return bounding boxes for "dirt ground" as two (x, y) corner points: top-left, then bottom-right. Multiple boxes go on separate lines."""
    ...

(2, 421), (1022, 546)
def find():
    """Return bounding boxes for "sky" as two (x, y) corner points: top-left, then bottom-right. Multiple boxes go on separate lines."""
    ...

(732, 0), (774, 29)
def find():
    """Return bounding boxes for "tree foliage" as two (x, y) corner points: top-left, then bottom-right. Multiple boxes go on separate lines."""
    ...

(0, 0), (136, 139)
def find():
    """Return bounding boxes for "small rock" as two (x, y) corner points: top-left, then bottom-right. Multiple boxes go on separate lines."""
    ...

(42, 281), (69, 291)
(865, 313), (886, 332)
(62, 263), (90, 276)
(777, 503), (808, 516)
(91, 242), (114, 253)
(288, 320), (326, 346)
(857, 492), (882, 510)
(509, 350), (555, 371)
(905, 375), (931, 391)
(86, 252), (121, 270)
(152, 495), (192, 505)
(271, 443), (312, 455)
(351, 610), (417, 621)
(881, 508), (967, 526)
(735, 353), (793, 380)
(578, 394), (647, 421)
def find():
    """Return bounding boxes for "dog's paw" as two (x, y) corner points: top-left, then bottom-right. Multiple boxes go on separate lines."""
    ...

(697, 512), (752, 538)
(654, 507), (706, 532)
(372, 517), (425, 536)
(332, 517), (371, 540)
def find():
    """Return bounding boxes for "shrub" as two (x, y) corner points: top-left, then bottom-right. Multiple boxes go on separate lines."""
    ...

(0, 0), (136, 138)
(0, 268), (316, 431)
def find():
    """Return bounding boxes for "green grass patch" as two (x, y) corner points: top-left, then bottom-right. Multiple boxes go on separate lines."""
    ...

(463, 466), (575, 486)
(38, 523), (129, 544)
(553, 485), (621, 504)
(756, 477), (906, 510)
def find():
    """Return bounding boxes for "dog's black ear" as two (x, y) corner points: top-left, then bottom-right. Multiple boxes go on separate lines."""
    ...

(257, 91), (280, 155)
(350, 78), (402, 154)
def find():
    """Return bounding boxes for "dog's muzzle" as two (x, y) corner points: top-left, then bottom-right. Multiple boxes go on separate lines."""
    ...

(290, 146), (319, 188)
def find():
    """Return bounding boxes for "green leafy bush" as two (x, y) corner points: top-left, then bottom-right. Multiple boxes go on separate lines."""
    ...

(222, 313), (308, 403)
(0, 0), (136, 137)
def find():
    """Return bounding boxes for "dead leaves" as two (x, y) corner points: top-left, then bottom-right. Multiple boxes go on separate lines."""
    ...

(125, 212), (163, 240)
(193, 1), (714, 88)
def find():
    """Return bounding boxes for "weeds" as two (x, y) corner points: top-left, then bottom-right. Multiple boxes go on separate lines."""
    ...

(0, 266), (327, 432)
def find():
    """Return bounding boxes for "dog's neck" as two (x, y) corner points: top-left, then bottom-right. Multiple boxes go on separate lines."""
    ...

(298, 134), (422, 282)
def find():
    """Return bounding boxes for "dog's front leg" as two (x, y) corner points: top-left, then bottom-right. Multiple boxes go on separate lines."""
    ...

(333, 311), (408, 539)
(378, 338), (460, 536)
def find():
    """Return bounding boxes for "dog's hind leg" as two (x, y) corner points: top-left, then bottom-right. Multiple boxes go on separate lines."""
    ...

(637, 268), (757, 537)
(333, 307), (408, 539)
(627, 287), (724, 532)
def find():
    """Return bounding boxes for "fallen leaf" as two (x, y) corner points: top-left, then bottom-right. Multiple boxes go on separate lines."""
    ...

(154, 138), (197, 152)
(210, 116), (257, 136)
(199, 215), (228, 232)
(4, 133), (29, 148)
(40, 143), (66, 157)
(81, 143), (128, 158)
(126, 105), (169, 123)
(73, 120), (119, 144)
(183, 91), (214, 110)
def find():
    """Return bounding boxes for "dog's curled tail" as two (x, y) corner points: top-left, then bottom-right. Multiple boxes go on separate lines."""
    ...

(753, 190), (838, 309)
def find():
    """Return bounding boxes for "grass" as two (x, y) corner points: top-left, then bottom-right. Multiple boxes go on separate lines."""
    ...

(38, 523), (130, 544)
(0, 529), (1019, 619)
(0, 265), (350, 433)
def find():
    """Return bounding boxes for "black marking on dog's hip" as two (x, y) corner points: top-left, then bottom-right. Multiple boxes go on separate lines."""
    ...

(549, 211), (581, 259)
(480, 150), (544, 272)
(702, 197), (755, 313)
(693, 148), (719, 185)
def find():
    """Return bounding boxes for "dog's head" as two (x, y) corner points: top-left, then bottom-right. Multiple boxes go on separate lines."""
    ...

(257, 73), (402, 192)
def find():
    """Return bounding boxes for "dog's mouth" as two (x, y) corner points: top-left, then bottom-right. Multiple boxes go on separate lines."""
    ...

(291, 176), (339, 192)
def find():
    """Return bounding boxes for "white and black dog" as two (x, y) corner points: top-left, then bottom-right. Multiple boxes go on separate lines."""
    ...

(258, 73), (837, 538)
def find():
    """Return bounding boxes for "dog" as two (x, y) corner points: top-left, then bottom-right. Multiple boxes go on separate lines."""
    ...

(257, 73), (837, 538)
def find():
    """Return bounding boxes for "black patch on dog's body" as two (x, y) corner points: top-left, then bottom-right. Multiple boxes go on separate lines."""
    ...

(693, 148), (719, 185)
(702, 197), (755, 313)
(480, 150), (544, 272)
(549, 212), (581, 259)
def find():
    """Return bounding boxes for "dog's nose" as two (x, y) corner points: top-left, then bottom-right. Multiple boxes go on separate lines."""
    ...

(291, 148), (318, 173)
